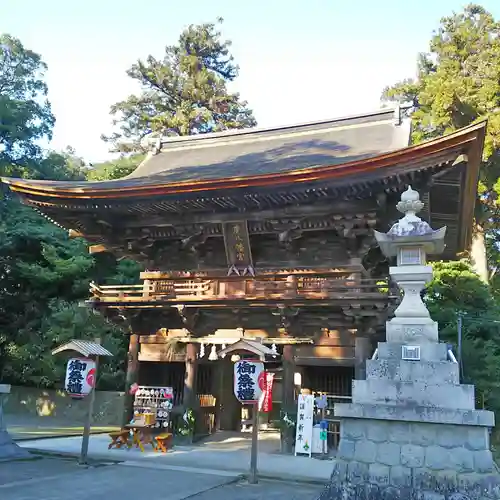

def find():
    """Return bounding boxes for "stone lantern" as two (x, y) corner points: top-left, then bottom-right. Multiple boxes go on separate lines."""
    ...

(374, 186), (446, 346)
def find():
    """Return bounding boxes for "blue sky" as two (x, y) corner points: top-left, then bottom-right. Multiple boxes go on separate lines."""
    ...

(2, 0), (499, 163)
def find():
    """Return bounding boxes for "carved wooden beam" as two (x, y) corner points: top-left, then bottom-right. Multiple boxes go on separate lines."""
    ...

(174, 305), (200, 333)
(89, 244), (109, 254)
(271, 304), (300, 330)
(68, 229), (84, 239)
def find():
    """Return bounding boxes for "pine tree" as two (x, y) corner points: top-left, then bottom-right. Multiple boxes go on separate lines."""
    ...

(103, 18), (256, 153)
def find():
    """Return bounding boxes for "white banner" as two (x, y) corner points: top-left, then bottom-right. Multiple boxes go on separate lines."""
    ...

(233, 360), (264, 404)
(65, 358), (96, 399)
(294, 394), (314, 457)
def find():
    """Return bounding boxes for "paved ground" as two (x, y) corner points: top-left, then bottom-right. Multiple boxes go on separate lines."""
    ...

(193, 479), (324, 499)
(17, 433), (334, 483)
(0, 456), (324, 500)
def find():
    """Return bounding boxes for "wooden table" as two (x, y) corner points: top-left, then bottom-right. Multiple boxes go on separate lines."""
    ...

(108, 429), (130, 449)
(124, 424), (155, 452)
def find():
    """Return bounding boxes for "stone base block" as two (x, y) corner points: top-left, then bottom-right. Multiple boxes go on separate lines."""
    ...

(335, 402), (495, 427)
(366, 358), (460, 385)
(0, 430), (31, 461)
(386, 318), (439, 344)
(377, 342), (449, 362)
(352, 379), (475, 410)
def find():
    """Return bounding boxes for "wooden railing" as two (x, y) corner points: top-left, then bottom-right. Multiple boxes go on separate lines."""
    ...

(89, 270), (391, 305)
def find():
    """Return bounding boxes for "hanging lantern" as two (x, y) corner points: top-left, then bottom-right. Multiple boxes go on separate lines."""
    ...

(220, 344), (226, 358)
(199, 343), (205, 358)
(208, 344), (218, 361)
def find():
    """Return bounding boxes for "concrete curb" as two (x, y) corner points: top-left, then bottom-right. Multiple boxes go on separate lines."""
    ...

(23, 448), (123, 465)
(241, 472), (329, 486)
(12, 431), (113, 442)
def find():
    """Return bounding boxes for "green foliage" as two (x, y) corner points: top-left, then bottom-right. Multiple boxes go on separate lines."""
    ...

(103, 18), (256, 153)
(0, 200), (139, 389)
(0, 33), (141, 390)
(86, 154), (145, 181)
(382, 4), (500, 151)
(0, 34), (55, 177)
(425, 260), (500, 415)
(36, 147), (87, 181)
(381, 4), (500, 269)
(175, 408), (196, 437)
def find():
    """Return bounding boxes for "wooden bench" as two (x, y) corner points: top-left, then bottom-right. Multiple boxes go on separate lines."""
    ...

(154, 432), (173, 453)
(108, 429), (130, 449)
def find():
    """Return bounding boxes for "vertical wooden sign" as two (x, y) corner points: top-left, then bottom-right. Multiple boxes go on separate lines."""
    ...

(223, 221), (253, 273)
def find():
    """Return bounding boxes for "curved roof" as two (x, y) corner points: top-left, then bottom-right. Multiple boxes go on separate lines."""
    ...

(0, 111), (486, 259)
(126, 106), (411, 183)
(2, 107), (411, 195)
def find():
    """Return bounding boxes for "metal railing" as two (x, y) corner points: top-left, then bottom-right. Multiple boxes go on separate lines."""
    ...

(310, 393), (352, 451)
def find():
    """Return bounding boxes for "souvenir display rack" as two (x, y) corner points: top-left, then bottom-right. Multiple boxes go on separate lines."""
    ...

(133, 386), (174, 430)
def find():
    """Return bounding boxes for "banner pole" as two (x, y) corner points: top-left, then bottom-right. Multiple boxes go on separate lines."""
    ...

(80, 338), (100, 465)
(249, 402), (259, 484)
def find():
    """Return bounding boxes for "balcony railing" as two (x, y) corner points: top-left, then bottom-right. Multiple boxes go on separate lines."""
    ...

(89, 269), (392, 306)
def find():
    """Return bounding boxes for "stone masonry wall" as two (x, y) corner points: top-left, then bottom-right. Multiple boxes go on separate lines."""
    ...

(319, 418), (500, 500)
(2, 386), (124, 426)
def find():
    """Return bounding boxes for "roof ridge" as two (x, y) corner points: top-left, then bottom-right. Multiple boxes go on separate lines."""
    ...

(146, 105), (409, 149)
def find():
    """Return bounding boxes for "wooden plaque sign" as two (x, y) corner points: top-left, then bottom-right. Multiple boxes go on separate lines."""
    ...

(222, 221), (253, 269)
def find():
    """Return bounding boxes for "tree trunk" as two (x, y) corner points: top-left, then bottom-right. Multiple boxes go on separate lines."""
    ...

(122, 334), (139, 427)
(471, 223), (488, 283)
(183, 342), (198, 410)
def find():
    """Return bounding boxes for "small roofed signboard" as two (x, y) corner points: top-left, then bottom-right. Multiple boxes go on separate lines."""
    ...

(234, 360), (264, 404)
(65, 358), (96, 399)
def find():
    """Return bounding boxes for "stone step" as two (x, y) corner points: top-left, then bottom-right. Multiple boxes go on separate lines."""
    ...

(334, 402), (495, 427)
(352, 379), (475, 410)
(366, 358), (459, 385)
(376, 341), (448, 362)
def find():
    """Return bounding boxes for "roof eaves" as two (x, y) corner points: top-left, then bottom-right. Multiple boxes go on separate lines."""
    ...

(1, 120), (486, 200)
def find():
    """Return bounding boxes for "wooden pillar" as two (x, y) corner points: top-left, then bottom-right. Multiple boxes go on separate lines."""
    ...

(217, 357), (240, 431)
(282, 345), (296, 409)
(183, 342), (198, 409)
(122, 334), (139, 426)
(354, 336), (372, 380)
(281, 344), (296, 453)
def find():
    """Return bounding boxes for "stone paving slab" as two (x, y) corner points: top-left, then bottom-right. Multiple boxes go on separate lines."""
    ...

(0, 457), (78, 486)
(192, 479), (324, 499)
(0, 459), (236, 500)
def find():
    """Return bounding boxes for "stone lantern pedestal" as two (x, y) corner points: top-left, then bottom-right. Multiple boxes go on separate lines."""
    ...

(320, 187), (500, 500)
(0, 384), (30, 461)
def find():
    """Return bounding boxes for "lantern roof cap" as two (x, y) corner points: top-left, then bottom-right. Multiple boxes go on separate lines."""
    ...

(52, 340), (113, 357)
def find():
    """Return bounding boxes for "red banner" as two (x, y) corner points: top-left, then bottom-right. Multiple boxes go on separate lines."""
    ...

(258, 372), (275, 413)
